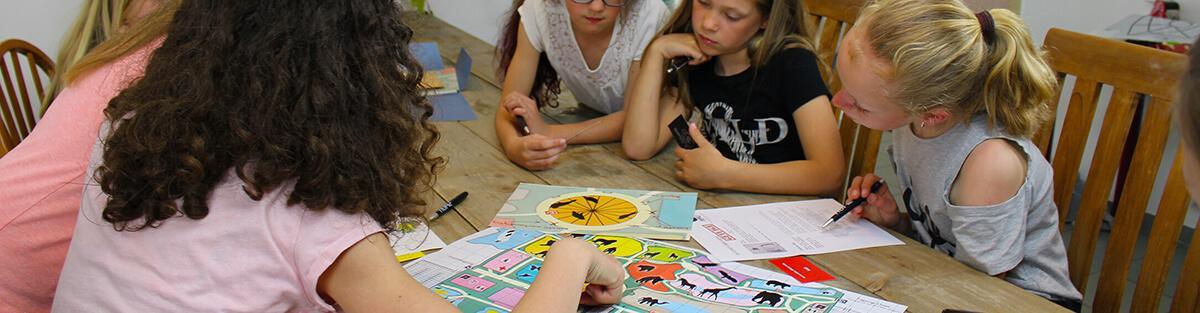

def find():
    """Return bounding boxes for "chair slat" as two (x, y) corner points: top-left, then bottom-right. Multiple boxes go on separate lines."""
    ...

(1033, 73), (1068, 159)
(1050, 78), (1102, 228)
(9, 51), (33, 138)
(1170, 218), (1200, 312)
(26, 52), (47, 112)
(816, 19), (842, 91)
(1066, 88), (1138, 295)
(849, 125), (881, 181)
(1131, 151), (1190, 312)
(1095, 95), (1174, 311)
(0, 56), (23, 147)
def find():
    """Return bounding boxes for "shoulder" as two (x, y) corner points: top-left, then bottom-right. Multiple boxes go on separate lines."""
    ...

(766, 48), (821, 77)
(771, 47), (819, 64)
(950, 138), (1029, 207)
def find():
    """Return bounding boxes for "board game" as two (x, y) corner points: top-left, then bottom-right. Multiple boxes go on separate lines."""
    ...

(404, 228), (907, 313)
(489, 183), (698, 240)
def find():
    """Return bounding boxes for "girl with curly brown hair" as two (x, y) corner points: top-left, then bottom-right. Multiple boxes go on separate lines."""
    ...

(51, 1), (624, 311)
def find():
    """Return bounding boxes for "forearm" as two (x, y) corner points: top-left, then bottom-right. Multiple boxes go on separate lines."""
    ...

(495, 104), (524, 153)
(717, 160), (844, 196)
(548, 111), (626, 145)
(621, 54), (669, 160)
(512, 242), (593, 313)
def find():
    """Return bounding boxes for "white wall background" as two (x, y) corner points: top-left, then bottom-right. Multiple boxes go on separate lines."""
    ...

(0, 0), (84, 62)
(1023, 0), (1200, 45)
(426, 0), (512, 45)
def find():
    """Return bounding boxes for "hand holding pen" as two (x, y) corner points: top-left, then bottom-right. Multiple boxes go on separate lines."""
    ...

(829, 174), (902, 230)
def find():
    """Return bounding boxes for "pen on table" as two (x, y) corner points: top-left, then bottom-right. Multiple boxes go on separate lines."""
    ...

(821, 180), (884, 228)
(428, 191), (468, 220)
(515, 116), (531, 136)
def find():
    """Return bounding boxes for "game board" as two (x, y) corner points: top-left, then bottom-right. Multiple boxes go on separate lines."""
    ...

(489, 183), (698, 240)
(404, 228), (907, 313)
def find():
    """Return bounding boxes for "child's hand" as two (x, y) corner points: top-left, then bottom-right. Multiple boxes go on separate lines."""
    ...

(651, 34), (710, 66)
(674, 123), (729, 189)
(846, 174), (902, 229)
(502, 93), (549, 134)
(504, 134), (566, 171)
(578, 239), (625, 305)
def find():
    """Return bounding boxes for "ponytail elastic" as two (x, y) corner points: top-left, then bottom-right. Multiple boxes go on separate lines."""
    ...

(975, 11), (995, 45)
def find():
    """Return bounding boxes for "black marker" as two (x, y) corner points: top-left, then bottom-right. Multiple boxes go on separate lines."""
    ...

(428, 191), (468, 221)
(821, 181), (883, 228)
(514, 116), (531, 136)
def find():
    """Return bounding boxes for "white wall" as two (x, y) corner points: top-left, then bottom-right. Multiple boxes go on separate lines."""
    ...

(1023, 0), (1200, 45)
(426, 0), (512, 45)
(0, 0), (84, 61)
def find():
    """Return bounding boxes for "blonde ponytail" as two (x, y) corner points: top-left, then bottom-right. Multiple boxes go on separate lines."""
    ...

(45, 0), (130, 108)
(43, 0), (178, 113)
(859, 0), (1056, 137)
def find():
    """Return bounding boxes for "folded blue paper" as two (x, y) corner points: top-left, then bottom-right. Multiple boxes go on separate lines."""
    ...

(408, 42), (475, 121)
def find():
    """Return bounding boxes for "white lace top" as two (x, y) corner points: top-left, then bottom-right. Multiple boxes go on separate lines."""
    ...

(518, 0), (669, 114)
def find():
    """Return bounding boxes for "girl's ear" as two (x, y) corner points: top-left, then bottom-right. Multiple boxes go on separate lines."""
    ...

(919, 108), (953, 127)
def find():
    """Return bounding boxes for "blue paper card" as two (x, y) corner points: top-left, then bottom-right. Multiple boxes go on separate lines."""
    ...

(431, 94), (477, 121)
(410, 42), (444, 70)
(455, 47), (472, 90)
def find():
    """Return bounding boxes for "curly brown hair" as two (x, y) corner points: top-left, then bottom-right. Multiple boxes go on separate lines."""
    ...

(96, 0), (443, 231)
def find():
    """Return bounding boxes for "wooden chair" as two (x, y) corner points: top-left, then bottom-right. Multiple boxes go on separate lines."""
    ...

(1036, 27), (1199, 312)
(804, 0), (878, 199)
(0, 39), (55, 158)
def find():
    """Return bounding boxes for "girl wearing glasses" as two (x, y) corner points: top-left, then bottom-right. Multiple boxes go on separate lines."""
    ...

(621, 0), (846, 196)
(495, 0), (669, 170)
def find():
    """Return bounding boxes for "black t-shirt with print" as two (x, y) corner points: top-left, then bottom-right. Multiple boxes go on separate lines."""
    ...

(687, 47), (830, 164)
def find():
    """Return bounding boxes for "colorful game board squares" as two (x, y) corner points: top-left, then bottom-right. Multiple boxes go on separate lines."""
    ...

(482, 250), (528, 273)
(486, 287), (525, 310)
(450, 274), (494, 292)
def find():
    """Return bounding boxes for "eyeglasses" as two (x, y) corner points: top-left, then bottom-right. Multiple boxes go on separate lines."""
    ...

(570, 0), (626, 8)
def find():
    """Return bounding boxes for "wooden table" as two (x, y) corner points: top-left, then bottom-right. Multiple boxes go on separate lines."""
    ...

(405, 12), (1069, 313)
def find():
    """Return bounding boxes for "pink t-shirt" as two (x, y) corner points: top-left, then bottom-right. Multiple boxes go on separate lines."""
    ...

(0, 43), (156, 312)
(52, 124), (385, 311)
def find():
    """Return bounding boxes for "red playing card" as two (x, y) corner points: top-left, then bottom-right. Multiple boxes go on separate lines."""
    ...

(769, 256), (834, 283)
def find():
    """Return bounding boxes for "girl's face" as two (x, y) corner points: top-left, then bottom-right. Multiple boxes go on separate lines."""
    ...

(690, 0), (765, 56)
(831, 21), (913, 131)
(564, 0), (622, 36)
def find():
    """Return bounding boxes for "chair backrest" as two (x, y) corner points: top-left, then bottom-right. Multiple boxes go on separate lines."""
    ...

(0, 39), (55, 158)
(803, 0), (878, 199)
(1038, 27), (1199, 312)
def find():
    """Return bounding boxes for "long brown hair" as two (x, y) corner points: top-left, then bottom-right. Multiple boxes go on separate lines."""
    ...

(858, 0), (1056, 137)
(658, 0), (816, 110)
(494, 0), (639, 108)
(96, 0), (443, 231)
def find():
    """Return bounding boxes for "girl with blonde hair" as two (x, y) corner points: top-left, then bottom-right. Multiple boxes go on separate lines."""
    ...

(44, 0), (161, 109)
(0, 1), (174, 311)
(621, 0), (846, 195)
(837, 0), (1081, 309)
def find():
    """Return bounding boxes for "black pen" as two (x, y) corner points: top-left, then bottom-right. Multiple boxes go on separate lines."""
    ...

(514, 116), (531, 136)
(821, 181), (884, 228)
(428, 191), (468, 220)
